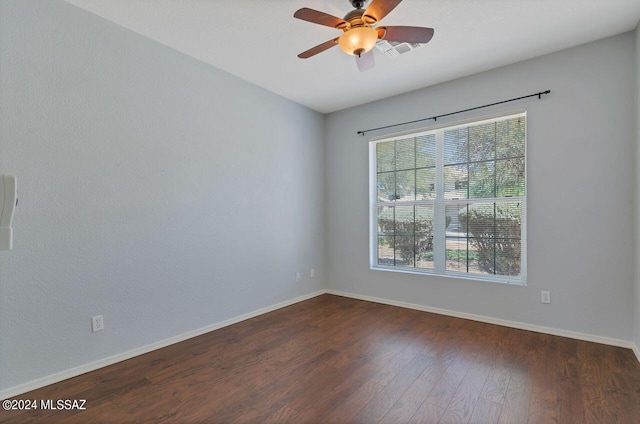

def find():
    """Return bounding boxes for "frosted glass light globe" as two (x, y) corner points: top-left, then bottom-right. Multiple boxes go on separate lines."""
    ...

(338, 27), (378, 56)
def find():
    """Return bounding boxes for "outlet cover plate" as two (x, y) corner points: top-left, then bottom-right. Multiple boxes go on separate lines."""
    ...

(92, 315), (104, 332)
(541, 291), (551, 304)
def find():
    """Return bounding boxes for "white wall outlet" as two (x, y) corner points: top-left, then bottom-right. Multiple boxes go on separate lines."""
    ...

(91, 315), (105, 332)
(541, 291), (551, 304)
(310, 268), (315, 278)
(296, 272), (301, 282)
(0, 174), (17, 250)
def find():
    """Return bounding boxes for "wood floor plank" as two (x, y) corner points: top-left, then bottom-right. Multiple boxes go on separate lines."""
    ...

(379, 366), (440, 424)
(3, 294), (640, 424)
(442, 364), (491, 423)
(479, 365), (511, 405)
(408, 401), (446, 424)
(290, 358), (378, 422)
(229, 351), (363, 423)
(577, 341), (616, 424)
(369, 342), (428, 387)
(497, 372), (531, 424)
(527, 385), (558, 424)
(320, 378), (385, 423)
(423, 359), (471, 410)
(352, 353), (434, 423)
(599, 388), (640, 423)
(556, 337), (585, 424)
(469, 397), (502, 423)
(261, 405), (300, 424)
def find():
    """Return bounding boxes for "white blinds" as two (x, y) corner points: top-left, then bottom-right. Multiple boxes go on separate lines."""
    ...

(372, 112), (526, 284)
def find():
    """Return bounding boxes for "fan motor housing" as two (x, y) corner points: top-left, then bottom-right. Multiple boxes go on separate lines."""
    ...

(345, 1), (377, 26)
(344, 8), (375, 29)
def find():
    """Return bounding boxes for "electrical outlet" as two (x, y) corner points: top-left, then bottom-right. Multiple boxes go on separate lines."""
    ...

(541, 291), (551, 304)
(310, 268), (315, 278)
(296, 272), (301, 282)
(92, 315), (104, 332)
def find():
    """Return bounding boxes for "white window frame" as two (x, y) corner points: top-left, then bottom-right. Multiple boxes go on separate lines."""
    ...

(369, 110), (527, 285)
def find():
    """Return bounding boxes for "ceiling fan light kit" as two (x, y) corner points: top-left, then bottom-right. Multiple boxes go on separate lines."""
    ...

(294, 0), (434, 71)
(338, 26), (378, 56)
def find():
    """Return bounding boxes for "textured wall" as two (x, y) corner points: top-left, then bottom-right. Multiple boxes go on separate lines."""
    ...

(325, 32), (636, 341)
(634, 23), (640, 352)
(0, 0), (325, 392)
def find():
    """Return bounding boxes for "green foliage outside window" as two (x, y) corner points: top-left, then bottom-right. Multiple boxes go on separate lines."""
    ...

(458, 203), (521, 276)
(377, 206), (434, 265)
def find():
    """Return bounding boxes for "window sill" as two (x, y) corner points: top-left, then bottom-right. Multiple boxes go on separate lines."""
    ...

(370, 265), (526, 286)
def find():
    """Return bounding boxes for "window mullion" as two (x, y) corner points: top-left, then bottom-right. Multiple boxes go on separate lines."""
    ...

(434, 130), (446, 273)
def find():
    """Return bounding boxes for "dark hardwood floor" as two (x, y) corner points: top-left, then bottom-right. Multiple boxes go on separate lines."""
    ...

(2, 294), (639, 423)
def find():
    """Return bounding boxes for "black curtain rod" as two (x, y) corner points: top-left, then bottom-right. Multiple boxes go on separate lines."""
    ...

(357, 90), (551, 136)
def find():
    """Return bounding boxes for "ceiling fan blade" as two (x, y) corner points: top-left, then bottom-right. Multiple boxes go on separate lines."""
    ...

(378, 26), (434, 44)
(356, 50), (375, 72)
(294, 8), (348, 29)
(362, 0), (403, 24)
(298, 38), (340, 59)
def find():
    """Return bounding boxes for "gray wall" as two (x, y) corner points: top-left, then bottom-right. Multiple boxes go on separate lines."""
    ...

(0, 0), (325, 392)
(635, 23), (640, 351)
(326, 32), (636, 341)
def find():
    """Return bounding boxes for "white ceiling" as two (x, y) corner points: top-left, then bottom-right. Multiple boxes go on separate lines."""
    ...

(63, 0), (640, 114)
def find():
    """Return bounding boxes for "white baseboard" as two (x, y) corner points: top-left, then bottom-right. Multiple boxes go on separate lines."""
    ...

(633, 343), (640, 364)
(326, 289), (636, 350)
(0, 290), (326, 401)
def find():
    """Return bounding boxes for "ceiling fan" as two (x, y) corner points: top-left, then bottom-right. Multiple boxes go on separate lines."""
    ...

(294, 0), (434, 72)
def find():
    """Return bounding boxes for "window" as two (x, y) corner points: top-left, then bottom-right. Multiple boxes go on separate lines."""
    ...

(370, 112), (526, 285)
